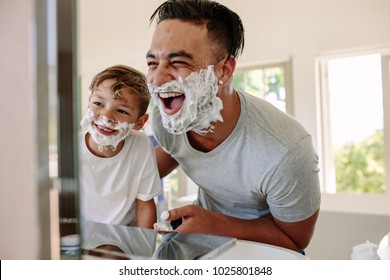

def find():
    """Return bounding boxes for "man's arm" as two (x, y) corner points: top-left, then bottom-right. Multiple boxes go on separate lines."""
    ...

(155, 145), (179, 178)
(163, 205), (320, 251)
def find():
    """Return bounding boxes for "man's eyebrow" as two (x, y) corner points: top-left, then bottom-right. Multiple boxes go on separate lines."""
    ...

(168, 51), (193, 59)
(146, 50), (193, 60)
(146, 51), (155, 59)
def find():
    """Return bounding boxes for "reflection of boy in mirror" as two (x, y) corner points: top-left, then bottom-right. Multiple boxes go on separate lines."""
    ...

(79, 65), (161, 228)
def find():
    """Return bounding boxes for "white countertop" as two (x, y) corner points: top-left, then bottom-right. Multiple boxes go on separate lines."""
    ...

(214, 239), (308, 260)
(378, 231), (390, 260)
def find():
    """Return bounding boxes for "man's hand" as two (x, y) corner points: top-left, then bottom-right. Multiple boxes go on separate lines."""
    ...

(161, 205), (218, 235)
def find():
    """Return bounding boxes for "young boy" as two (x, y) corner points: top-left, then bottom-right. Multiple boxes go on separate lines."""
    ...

(79, 65), (161, 228)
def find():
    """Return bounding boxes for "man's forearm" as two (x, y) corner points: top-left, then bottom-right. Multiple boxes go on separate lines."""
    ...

(211, 211), (300, 251)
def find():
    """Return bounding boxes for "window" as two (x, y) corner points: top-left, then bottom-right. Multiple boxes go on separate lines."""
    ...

(233, 60), (293, 115)
(317, 47), (390, 214)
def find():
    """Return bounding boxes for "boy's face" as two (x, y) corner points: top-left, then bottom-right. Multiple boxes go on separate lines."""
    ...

(80, 78), (149, 153)
(89, 78), (143, 130)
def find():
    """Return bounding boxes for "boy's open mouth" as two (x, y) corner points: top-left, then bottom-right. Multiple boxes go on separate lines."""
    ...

(94, 124), (117, 136)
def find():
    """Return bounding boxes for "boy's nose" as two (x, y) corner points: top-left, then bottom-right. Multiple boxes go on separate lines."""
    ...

(100, 111), (115, 124)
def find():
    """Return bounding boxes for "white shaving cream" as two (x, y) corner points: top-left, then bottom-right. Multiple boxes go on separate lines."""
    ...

(148, 65), (223, 135)
(80, 108), (134, 151)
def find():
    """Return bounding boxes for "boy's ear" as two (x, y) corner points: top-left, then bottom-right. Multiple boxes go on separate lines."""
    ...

(133, 114), (149, 131)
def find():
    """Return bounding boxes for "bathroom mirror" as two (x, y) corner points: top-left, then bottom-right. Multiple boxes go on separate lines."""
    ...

(61, 221), (235, 260)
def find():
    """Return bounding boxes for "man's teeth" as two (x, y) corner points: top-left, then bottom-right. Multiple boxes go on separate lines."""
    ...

(159, 92), (183, 98)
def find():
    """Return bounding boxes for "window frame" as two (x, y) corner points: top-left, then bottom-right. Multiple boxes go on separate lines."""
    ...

(316, 45), (390, 215)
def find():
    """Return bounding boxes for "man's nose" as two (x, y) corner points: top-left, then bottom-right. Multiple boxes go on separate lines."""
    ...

(148, 65), (174, 87)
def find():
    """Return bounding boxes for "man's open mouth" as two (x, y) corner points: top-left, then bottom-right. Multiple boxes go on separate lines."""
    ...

(158, 92), (185, 115)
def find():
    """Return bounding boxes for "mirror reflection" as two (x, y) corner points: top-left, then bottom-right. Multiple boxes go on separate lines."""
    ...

(74, 0), (317, 260)
(61, 221), (235, 260)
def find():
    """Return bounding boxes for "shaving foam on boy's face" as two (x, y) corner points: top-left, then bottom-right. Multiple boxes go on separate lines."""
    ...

(80, 108), (134, 151)
(148, 65), (223, 135)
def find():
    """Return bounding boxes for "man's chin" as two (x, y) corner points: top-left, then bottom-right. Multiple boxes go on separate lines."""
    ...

(162, 106), (182, 116)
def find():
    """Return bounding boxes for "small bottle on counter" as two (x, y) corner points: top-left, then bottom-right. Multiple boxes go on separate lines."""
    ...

(351, 240), (380, 260)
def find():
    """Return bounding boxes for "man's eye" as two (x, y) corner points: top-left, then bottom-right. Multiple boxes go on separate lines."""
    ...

(172, 61), (187, 67)
(147, 61), (158, 69)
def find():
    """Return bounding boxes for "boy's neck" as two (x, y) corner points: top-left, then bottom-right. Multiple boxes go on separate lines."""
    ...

(85, 133), (124, 158)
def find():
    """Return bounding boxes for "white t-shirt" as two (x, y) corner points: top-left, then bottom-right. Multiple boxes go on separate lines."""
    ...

(79, 129), (161, 226)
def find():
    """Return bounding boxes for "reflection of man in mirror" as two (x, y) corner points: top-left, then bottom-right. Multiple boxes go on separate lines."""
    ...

(147, 0), (321, 252)
(154, 232), (235, 260)
(85, 244), (129, 260)
(79, 65), (161, 228)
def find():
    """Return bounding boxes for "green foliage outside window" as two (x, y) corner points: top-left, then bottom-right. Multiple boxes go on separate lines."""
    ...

(233, 67), (286, 112)
(233, 68), (285, 100)
(334, 129), (385, 193)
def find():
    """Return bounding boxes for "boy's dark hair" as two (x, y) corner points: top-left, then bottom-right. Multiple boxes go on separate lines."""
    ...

(89, 65), (151, 115)
(150, 0), (245, 59)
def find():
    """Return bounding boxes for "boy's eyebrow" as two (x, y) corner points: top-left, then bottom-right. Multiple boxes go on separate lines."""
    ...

(92, 90), (104, 96)
(119, 102), (134, 110)
(146, 50), (193, 60)
(92, 91), (136, 110)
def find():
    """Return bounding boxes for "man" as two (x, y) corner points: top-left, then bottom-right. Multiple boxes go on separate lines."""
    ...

(146, 0), (320, 251)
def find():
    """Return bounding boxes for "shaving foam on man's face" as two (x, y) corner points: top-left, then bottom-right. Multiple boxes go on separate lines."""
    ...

(80, 108), (134, 151)
(148, 65), (223, 135)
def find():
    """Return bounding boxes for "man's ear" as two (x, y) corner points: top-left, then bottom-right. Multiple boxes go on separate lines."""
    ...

(217, 55), (236, 86)
(133, 114), (149, 131)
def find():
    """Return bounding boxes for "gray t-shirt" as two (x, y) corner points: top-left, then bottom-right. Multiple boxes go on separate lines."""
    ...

(152, 91), (321, 223)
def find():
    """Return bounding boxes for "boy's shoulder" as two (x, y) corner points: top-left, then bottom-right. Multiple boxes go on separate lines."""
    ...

(127, 130), (154, 147)
(129, 129), (150, 139)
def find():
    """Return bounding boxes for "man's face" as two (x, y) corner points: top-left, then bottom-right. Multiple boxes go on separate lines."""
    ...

(146, 19), (224, 135)
(146, 19), (220, 116)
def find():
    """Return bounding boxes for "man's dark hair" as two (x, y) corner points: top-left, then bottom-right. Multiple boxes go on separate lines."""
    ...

(150, 0), (245, 59)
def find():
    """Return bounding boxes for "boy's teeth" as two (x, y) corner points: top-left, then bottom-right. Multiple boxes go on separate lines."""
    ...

(98, 125), (114, 132)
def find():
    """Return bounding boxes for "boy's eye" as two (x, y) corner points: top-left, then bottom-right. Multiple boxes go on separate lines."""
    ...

(117, 109), (129, 115)
(92, 101), (102, 106)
